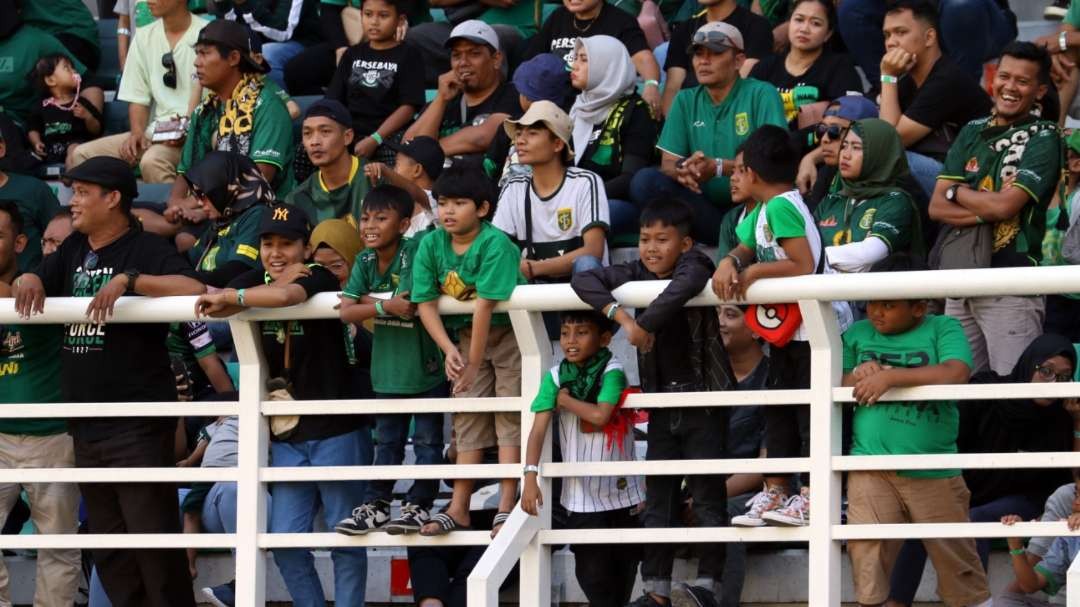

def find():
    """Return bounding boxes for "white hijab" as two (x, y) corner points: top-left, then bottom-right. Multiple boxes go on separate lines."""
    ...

(569, 35), (637, 165)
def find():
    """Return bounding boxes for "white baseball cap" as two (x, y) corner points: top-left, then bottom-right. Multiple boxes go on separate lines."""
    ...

(445, 20), (500, 52)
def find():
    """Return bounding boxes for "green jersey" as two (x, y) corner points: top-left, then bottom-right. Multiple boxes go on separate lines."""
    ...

(285, 157), (368, 226)
(20, 0), (99, 50)
(0, 26), (86, 128)
(0, 173), (61, 272)
(939, 114), (1063, 267)
(343, 237), (445, 395)
(657, 78), (786, 205)
(813, 191), (915, 252)
(410, 222), (524, 331)
(843, 315), (973, 478)
(0, 321), (65, 436)
(179, 77), (295, 198)
(187, 204), (267, 272)
(716, 203), (752, 260)
(1067, 0), (1080, 28)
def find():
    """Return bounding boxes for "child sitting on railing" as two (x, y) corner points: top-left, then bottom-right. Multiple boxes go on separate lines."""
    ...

(842, 253), (991, 607)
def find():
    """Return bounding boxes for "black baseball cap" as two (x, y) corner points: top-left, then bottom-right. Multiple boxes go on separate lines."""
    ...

(386, 136), (445, 180)
(302, 99), (352, 130)
(195, 20), (270, 75)
(259, 203), (311, 242)
(62, 157), (139, 202)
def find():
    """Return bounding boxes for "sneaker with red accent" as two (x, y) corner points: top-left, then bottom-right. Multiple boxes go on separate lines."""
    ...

(730, 484), (787, 528)
(762, 486), (810, 527)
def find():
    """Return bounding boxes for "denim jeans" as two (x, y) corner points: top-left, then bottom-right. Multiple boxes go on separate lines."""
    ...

(887, 493), (1042, 605)
(629, 167), (723, 246)
(261, 41), (305, 90)
(904, 151), (942, 201)
(571, 254), (604, 275)
(269, 429), (372, 607)
(201, 482), (238, 534)
(837, 0), (1013, 81)
(370, 384), (449, 507)
(608, 198), (640, 240)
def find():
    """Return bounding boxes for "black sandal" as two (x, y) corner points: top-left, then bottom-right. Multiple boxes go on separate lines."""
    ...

(420, 513), (466, 536)
(490, 511), (511, 538)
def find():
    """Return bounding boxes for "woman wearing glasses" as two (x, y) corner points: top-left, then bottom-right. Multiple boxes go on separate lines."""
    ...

(886, 333), (1080, 607)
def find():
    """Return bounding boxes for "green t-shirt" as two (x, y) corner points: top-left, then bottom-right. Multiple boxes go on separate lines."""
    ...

(657, 78), (786, 206)
(843, 314), (973, 478)
(530, 356), (627, 413)
(939, 115), (1062, 267)
(410, 222), (524, 331)
(285, 157), (368, 226)
(20, 0), (99, 49)
(0, 173), (61, 272)
(178, 79), (295, 198)
(0, 26), (86, 128)
(1067, 0), (1080, 28)
(716, 203), (751, 260)
(736, 191), (812, 262)
(0, 322), (65, 435)
(187, 205), (267, 271)
(342, 237), (445, 395)
(813, 191), (914, 253)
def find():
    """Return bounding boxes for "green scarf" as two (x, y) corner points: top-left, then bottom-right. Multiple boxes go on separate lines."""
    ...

(558, 347), (613, 401)
(840, 118), (911, 200)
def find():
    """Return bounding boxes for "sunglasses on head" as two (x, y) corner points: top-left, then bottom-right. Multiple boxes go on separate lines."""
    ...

(162, 52), (177, 89)
(1035, 364), (1072, 383)
(816, 123), (844, 141)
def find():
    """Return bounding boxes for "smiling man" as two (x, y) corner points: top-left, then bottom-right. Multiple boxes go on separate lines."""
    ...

(929, 41), (1063, 376)
(286, 99), (369, 226)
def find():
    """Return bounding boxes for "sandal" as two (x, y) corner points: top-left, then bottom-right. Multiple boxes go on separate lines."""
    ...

(419, 513), (467, 537)
(490, 511), (511, 539)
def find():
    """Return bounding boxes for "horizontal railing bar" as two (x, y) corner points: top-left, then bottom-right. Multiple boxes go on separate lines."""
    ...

(260, 464), (521, 482)
(542, 457), (809, 477)
(0, 534), (236, 549)
(622, 390), (811, 408)
(539, 526), (809, 544)
(835, 521), (1080, 540)
(0, 468), (239, 483)
(835, 452), (1080, 471)
(261, 397), (520, 415)
(0, 402), (238, 418)
(834, 383), (1080, 403)
(258, 531), (492, 548)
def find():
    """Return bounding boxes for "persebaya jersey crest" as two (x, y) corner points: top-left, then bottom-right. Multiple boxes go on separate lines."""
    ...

(441, 270), (477, 301)
(557, 207), (573, 231)
(858, 208), (876, 231)
(735, 112), (750, 136)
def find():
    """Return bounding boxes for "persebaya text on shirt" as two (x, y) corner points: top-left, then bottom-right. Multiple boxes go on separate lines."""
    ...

(550, 37), (579, 66)
(66, 261), (112, 353)
(348, 59), (399, 89)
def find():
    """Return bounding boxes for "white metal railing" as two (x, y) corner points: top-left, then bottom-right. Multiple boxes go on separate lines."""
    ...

(4, 266), (1080, 605)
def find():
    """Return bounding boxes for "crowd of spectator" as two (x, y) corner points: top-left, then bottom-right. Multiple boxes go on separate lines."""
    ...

(5, 0), (1080, 605)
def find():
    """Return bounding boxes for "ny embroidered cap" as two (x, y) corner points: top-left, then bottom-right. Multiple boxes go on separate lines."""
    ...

(303, 99), (352, 129)
(503, 100), (574, 160)
(386, 136), (446, 180)
(691, 21), (744, 53)
(824, 95), (879, 122)
(195, 19), (271, 74)
(512, 53), (573, 104)
(445, 19), (500, 52)
(259, 203), (312, 242)
(62, 157), (139, 203)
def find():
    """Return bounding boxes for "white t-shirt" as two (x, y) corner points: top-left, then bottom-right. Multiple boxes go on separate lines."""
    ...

(493, 167), (610, 265)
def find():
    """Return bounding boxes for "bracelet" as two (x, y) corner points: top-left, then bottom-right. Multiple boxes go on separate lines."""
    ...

(116, 27), (131, 36)
(880, 74), (899, 85)
(1062, 31), (1070, 53)
(725, 253), (743, 272)
(715, 158), (724, 177)
(370, 132), (383, 145)
(644, 79), (660, 89)
(1010, 548), (1026, 556)
(375, 300), (385, 316)
(236, 288), (246, 307)
(606, 302), (620, 320)
(523, 464), (540, 475)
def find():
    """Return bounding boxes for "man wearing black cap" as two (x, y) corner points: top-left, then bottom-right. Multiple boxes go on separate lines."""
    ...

(195, 202), (371, 607)
(12, 157), (205, 607)
(167, 19), (295, 212)
(363, 135), (444, 236)
(286, 99), (368, 225)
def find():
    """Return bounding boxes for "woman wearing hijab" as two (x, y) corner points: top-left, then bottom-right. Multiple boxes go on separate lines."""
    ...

(185, 151), (276, 287)
(569, 35), (659, 240)
(887, 334), (1080, 607)
(813, 119), (922, 274)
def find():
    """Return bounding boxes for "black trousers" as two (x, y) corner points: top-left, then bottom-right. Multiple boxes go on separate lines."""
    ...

(764, 340), (811, 485)
(407, 510), (517, 607)
(283, 42), (338, 95)
(564, 507), (641, 607)
(642, 405), (728, 585)
(75, 428), (195, 607)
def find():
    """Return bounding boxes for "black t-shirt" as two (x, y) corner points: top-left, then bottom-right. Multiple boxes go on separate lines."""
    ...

(325, 41), (426, 136)
(897, 56), (993, 161)
(28, 97), (102, 164)
(229, 265), (367, 443)
(666, 6), (774, 89)
(438, 81), (521, 138)
(749, 50), (864, 126)
(526, 3), (650, 65)
(34, 226), (197, 441)
(575, 94), (658, 198)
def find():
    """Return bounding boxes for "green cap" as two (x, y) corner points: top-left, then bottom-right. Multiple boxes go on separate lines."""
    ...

(1067, 130), (1080, 155)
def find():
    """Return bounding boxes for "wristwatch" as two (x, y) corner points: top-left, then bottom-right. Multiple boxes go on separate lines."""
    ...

(945, 183), (962, 203)
(523, 464), (540, 475)
(123, 269), (140, 293)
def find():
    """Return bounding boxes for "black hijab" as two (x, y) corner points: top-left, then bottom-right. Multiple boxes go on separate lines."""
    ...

(185, 151), (275, 222)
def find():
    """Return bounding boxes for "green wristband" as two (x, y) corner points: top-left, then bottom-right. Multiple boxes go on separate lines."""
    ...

(371, 132), (383, 145)
(1010, 548), (1026, 556)
(375, 300), (385, 316)
(880, 74), (899, 85)
(236, 288), (246, 307)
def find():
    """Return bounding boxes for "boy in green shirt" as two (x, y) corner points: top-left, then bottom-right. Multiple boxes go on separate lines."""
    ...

(842, 253), (991, 607)
(334, 185), (448, 536)
(411, 164), (525, 537)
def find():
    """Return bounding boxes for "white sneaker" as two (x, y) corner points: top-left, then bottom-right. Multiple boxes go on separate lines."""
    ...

(763, 486), (810, 527)
(731, 484), (787, 527)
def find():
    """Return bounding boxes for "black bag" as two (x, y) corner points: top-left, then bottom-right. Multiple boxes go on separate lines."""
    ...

(928, 223), (993, 270)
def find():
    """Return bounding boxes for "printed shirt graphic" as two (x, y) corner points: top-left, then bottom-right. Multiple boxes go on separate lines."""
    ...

(0, 312), (65, 435)
(326, 42), (425, 135)
(528, 4), (649, 67)
(531, 355), (644, 512)
(843, 314), (974, 478)
(813, 191), (914, 252)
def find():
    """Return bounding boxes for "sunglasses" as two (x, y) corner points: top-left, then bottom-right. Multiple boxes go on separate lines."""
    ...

(162, 52), (177, 89)
(73, 250), (99, 292)
(1035, 364), (1072, 383)
(691, 30), (738, 51)
(816, 123), (844, 141)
